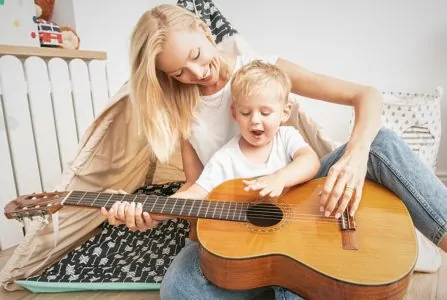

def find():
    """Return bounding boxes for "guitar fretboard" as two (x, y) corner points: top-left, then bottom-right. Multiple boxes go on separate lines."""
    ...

(64, 191), (249, 222)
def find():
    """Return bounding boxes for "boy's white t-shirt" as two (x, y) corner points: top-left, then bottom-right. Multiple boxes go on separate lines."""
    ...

(196, 126), (309, 193)
(189, 54), (279, 166)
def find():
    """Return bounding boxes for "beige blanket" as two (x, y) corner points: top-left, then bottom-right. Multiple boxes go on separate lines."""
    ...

(0, 34), (441, 292)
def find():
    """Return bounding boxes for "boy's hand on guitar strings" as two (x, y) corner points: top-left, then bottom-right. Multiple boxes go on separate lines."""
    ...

(243, 174), (286, 199)
(319, 148), (369, 219)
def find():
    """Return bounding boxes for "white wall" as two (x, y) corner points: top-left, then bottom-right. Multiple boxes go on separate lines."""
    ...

(73, 0), (447, 182)
(73, 0), (175, 96)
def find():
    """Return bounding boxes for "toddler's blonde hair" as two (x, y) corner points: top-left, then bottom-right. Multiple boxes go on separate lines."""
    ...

(231, 60), (291, 104)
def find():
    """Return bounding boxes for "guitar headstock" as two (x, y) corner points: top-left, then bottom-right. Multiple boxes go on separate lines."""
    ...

(4, 191), (69, 222)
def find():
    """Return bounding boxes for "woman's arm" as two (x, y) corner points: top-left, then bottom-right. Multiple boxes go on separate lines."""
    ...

(276, 58), (383, 218)
(178, 139), (204, 192)
(276, 58), (382, 148)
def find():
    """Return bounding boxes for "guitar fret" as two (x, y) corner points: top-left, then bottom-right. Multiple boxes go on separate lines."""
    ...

(188, 199), (195, 216)
(179, 200), (187, 216)
(242, 204), (248, 221)
(142, 195), (156, 212)
(205, 201), (211, 218)
(170, 198), (178, 215)
(97, 193), (108, 207)
(212, 202), (218, 218)
(182, 199), (192, 217)
(160, 197), (168, 214)
(238, 204), (243, 221)
(150, 197), (159, 213)
(197, 200), (204, 218)
(141, 196), (148, 210)
(77, 192), (87, 205)
(123, 194), (133, 202)
(225, 202), (231, 220)
(218, 202), (223, 219)
(90, 193), (99, 206)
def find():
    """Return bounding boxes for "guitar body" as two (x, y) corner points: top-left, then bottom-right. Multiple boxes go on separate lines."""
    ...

(197, 178), (418, 299)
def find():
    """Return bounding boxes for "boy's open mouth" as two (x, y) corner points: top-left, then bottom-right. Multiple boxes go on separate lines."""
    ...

(251, 130), (264, 136)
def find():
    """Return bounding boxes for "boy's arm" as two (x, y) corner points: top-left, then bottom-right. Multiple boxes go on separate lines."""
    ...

(243, 146), (320, 198)
(276, 127), (321, 187)
(275, 146), (321, 188)
(170, 183), (208, 201)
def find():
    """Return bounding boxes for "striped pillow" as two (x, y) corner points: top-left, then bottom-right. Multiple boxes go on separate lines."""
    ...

(349, 87), (443, 172)
(380, 87), (443, 172)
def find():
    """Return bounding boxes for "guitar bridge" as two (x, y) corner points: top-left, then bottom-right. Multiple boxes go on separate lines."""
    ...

(340, 209), (359, 250)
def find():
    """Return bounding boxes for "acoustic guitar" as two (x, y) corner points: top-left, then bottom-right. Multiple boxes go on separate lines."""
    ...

(4, 177), (418, 299)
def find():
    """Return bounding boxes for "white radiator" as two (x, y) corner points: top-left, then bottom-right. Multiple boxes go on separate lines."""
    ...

(0, 51), (109, 250)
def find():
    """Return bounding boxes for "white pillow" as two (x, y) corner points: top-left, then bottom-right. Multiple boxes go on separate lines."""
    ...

(380, 87), (443, 172)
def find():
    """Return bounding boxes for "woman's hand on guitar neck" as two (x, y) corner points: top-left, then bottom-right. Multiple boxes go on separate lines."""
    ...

(101, 201), (168, 232)
(99, 184), (207, 232)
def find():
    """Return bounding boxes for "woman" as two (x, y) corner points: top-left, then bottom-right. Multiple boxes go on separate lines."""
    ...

(101, 4), (447, 299)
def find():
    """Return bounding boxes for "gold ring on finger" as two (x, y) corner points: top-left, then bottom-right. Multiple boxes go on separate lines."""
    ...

(345, 186), (355, 193)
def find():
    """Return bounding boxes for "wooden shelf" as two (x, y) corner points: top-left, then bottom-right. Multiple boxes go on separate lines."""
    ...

(0, 45), (107, 60)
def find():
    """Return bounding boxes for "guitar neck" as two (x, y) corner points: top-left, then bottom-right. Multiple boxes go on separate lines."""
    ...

(63, 191), (249, 222)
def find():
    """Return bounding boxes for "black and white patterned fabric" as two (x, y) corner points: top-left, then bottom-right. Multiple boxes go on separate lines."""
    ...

(25, 182), (190, 285)
(177, 0), (238, 44)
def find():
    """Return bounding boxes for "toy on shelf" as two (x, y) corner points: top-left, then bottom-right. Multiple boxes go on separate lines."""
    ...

(34, 0), (80, 49)
(36, 19), (62, 47)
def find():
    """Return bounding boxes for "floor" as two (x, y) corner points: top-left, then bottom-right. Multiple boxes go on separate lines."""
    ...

(1, 246), (446, 299)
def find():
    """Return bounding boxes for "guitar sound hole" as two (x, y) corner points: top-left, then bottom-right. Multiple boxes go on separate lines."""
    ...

(246, 203), (283, 227)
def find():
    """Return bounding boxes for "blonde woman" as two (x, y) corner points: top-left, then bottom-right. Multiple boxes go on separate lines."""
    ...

(101, 4), (447, 299)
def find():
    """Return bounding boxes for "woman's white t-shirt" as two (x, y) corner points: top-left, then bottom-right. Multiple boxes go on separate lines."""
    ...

(189, 54), (279, 166)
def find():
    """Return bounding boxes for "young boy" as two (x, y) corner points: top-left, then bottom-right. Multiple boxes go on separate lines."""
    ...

(175, 60), (321, 200)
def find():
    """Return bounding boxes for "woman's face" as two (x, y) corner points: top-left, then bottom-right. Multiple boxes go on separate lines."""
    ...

(156, 27), (220, 87)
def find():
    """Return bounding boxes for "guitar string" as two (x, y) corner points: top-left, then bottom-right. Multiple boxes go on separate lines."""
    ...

(25, 197), (402, 217)
(17, 200), (392, 224)
(59, 197), (403, 214)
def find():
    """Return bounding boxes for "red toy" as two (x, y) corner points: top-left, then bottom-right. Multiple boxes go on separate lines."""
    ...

(36, 19), (62, 47)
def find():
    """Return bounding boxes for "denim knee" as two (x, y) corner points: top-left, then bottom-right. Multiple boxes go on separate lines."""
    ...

(159, 242), (205, 299)
(371, 127), (402, 150)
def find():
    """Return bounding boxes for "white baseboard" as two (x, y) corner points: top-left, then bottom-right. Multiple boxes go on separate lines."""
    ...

(436, 171), (447, 186)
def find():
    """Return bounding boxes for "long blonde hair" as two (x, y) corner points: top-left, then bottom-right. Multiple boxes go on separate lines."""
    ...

(129, 4), (204, 163)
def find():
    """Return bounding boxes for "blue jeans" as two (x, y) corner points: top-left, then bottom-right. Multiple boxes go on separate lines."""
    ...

(160, 128), (447, 300)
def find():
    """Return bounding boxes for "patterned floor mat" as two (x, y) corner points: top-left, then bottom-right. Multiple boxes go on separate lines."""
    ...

(24, 182), (190, 286)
